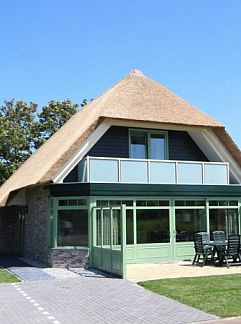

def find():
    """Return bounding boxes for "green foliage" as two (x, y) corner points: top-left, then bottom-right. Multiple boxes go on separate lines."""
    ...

(35, 99), (79, 148)
(0, 98), (89, 184)
(140, 274), (241, 318)
(0, 100), (38, 184)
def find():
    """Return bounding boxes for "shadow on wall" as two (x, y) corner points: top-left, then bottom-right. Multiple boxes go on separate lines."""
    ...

(0, 206), (24, 255)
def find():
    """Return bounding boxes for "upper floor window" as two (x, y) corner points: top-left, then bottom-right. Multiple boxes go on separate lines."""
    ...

(130, 130), (167, 160)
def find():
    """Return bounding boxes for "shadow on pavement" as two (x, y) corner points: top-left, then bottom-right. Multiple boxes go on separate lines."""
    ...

(0, 254), (30, 268)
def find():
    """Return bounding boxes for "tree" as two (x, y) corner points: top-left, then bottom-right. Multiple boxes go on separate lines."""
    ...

(35, 100), (79, 148)
(0, 98), (89, 184)
(0, 100), (37, 184)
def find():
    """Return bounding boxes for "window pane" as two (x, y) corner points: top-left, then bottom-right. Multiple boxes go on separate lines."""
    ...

(136, 200), (147, 206)
(109, 200), (121, 206)
(112, 210), (121, 246)
(57, 210), (88, 246)
(137, 209), (170, 243)
(96, 210), (101, 246)
(130, 132), (147, 159)
(77, 199), (87, 206)
(158, 201), (169, 206)
(122, 200), (133, 206)
(126, 210), (134, 244)
(96, 200), (109, 207)
(175, 209), (206, 242)
(209, 209), (239, 240)
(209, 200), (218, 206)
(175, 201), (186, 206)
(103, 209), (111, 246)
(150, 134), (165, 160)
(229, 201), (238, 206)
(59, 200), (69, 206)
(175, 200), (205, 206)
(219, 201), (229, 206)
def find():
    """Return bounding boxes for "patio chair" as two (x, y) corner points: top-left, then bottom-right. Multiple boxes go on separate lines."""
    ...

(219, 234), (241, 268)
(212, 231), (226, 261)
(213, 231), (226, 245)
(192, 232), (213, 267)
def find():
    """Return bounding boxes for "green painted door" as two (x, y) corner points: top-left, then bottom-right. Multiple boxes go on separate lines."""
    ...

(91, 205), (126, 278)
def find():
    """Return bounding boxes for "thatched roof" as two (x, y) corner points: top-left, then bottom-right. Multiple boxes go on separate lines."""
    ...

(0, 70), (240, 206)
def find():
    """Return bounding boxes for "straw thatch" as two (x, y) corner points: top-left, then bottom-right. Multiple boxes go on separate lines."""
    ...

(0, 70), (240, 206)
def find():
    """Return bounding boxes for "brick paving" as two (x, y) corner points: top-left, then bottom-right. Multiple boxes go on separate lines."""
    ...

(0, 276), (217, 324)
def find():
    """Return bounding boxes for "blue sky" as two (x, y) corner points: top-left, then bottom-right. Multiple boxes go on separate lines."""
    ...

(0, 1), (240, 147)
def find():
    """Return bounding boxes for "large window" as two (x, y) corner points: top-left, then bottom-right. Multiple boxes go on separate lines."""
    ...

(137, 209), (170, 243)
(57, 210), (88, 247)
(130, 130), (167, 160)
(175, 209), (206, 242)
(209, 208), (239, 240)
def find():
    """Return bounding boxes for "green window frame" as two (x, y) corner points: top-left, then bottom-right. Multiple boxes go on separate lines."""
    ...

(129, 128), (169, 160)
(50, 197), (90, 249)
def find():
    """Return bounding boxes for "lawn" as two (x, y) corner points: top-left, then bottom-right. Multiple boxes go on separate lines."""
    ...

(139, 274), (241, 318)
(0, 269), (20, 283)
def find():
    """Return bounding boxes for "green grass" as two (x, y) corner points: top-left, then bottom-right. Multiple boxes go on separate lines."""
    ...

(139, 274), (241, 318)
(0, 269), (20, 283)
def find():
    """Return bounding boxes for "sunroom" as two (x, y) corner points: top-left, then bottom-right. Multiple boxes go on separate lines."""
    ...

(48, 182), (241, 277)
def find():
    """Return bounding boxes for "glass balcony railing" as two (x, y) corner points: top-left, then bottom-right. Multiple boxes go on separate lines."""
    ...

(78, 156), (229, 185)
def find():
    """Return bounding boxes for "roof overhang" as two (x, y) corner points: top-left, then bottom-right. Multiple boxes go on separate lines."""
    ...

(48, 182), (241, 198)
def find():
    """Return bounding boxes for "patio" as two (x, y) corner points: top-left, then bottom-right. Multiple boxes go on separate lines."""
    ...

(127, 261), (241, 282)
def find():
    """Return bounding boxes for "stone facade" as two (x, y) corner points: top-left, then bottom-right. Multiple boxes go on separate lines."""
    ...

(48, 248), (89, 268)
(25, 186), (49, 264)
(1, 186), (90, 268)
(0, 206), (21, 255)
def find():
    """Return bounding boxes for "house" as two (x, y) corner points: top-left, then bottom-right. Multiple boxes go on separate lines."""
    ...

(0, 70), (241, 277)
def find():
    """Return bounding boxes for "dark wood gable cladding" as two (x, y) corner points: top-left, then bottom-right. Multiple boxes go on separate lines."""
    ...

(168, 130), (208, 161)
(88, 126), (208, 161)
(87, 126), (129, 158)
(63, 126), (208, 182)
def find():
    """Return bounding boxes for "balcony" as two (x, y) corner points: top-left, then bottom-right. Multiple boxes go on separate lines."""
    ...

(78, 156), (229, 185)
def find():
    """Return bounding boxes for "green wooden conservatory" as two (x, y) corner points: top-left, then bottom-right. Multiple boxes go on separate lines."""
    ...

(0, 70), (240, 278)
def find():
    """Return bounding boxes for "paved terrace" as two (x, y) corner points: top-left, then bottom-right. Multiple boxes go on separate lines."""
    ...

(127, 261), (241, 282)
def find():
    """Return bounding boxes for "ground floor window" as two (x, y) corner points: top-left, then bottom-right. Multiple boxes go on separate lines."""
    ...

(175, 209), (206, 242)
(57, 209), (88, 247)
(50, 197), (240, 252)
(209, 208), (239, 240)
(136, 209), (169, 243)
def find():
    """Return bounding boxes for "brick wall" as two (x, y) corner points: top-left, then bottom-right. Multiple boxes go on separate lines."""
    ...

(0, 206), (20, 254)
(25, 186), (49, 264)
(48, 248), (89, 268)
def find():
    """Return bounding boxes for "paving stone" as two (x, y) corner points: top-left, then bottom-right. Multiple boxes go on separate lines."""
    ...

(127, 261), (241, 282)
(0, 277), (217, 323)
